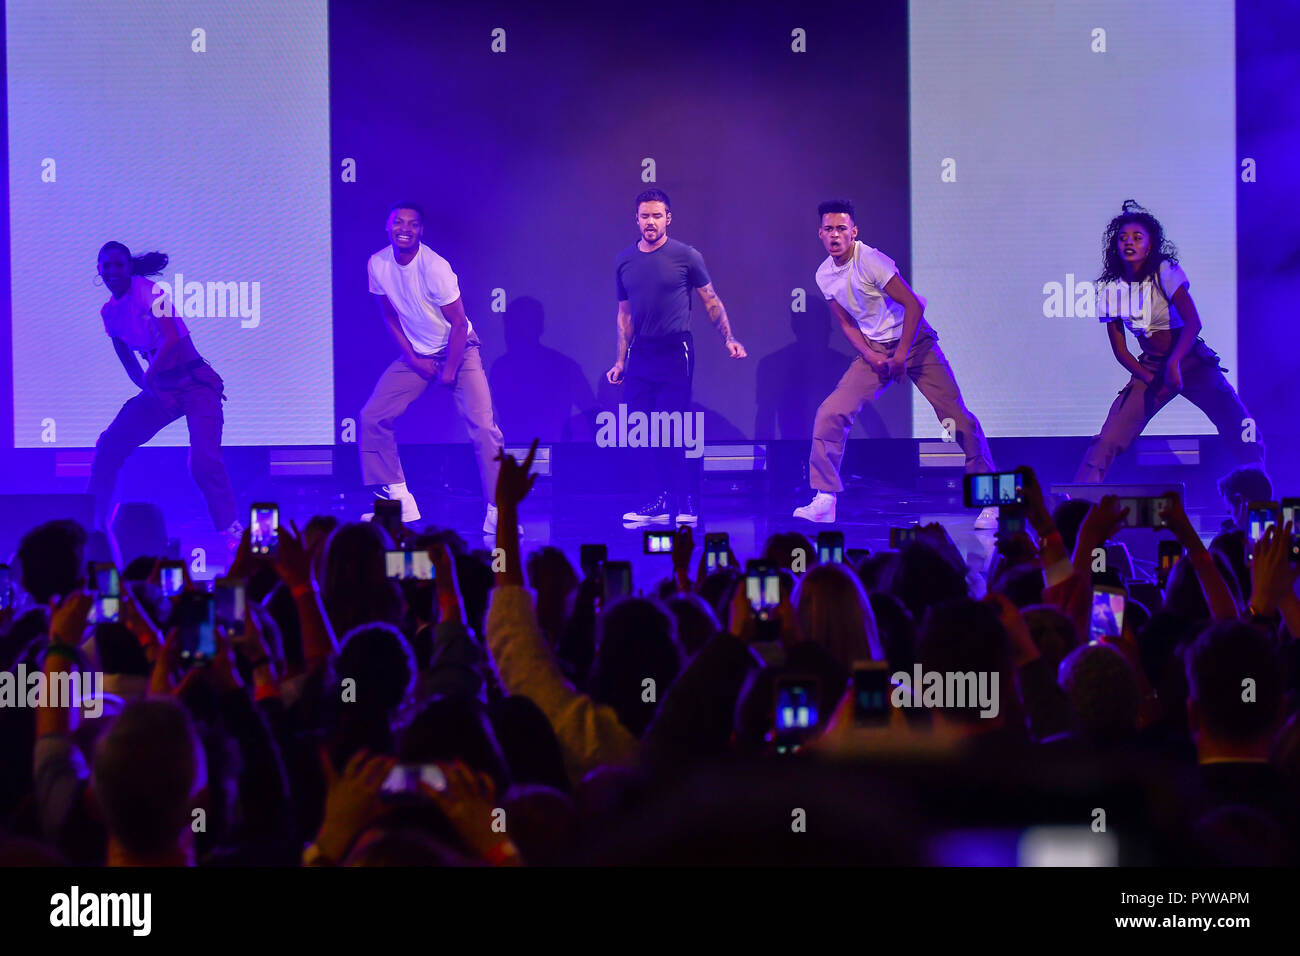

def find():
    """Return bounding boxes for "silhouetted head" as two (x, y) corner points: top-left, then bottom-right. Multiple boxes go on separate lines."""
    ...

(590, 597), (682, 737)
(794, 563), (880, 668)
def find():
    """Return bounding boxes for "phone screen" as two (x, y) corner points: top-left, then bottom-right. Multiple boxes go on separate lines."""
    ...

(889, 527), (917, 548)
(90, 564), (120, 596)
(603, 562), (632, 602)
(705, 534), (728, 571)
(214, 580), (246, 637)
(817, 532), (844, 564)
(385, 550), (406, 579)
(1157, 543), (1182, 589)
(746, 569), (780, 614)
(179, 593), (216, 664)
(773, 678), (820, 754)
(381, 764), (448, 798)
(1089, 588), (1125, 642)
(1247, 506), (1277, 546)
(250, 504), (279, 556)
(853, 664), (891, 726)
(644, 531), (672, 554)
(91, 594), (120, 624)
(159, 564), (184, 598)
(1283, 501), (1300, 562)
(964, 472), (1023, 508)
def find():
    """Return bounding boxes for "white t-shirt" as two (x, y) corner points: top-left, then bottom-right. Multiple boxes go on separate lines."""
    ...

(101, 275), (187, 362)
(1096, 259), (1189, 336)
(815, 241), (912, 342)
(367, 243), (472, 356)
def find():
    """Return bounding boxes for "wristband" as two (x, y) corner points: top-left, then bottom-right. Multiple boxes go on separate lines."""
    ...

(43, 643), (81, 664)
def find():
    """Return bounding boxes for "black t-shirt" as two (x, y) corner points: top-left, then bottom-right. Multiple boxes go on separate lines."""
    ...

(615, 237), (711, 339)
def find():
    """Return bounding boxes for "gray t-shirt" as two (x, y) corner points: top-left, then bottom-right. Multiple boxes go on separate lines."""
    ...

(615, 237), (711, 339)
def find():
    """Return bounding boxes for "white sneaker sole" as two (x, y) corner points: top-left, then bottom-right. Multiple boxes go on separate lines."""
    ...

(792, 508), (835, 523)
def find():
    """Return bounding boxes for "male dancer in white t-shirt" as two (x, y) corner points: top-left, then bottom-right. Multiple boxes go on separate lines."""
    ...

(360, 202), (509, 533)
(794, 200), (998, 529)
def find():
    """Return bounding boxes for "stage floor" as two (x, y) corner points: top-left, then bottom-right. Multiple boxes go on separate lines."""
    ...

(93, 465), (1230, 592)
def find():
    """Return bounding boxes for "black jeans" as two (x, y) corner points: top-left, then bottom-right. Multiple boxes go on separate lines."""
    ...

(623, 331), (699, 501)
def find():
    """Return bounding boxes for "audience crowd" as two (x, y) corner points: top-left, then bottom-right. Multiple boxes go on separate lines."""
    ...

(1, 453), (1296, 866)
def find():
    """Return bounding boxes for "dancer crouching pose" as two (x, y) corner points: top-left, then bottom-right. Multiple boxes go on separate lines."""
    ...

(359, 202), (512, 533)
(1074, 201), (1263, 482)
(795, 200), (998, 529)
(88, 242), (240, 538)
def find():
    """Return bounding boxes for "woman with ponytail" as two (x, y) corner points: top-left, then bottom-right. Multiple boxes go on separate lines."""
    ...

(1074, 201), (1264, 482)
(88, 241), (241, 539)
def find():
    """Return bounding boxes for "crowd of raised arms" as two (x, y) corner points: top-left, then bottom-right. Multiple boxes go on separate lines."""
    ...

(0, 447), (1297, 866)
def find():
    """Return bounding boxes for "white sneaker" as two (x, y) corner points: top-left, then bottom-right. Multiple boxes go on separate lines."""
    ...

(483, 503), (522, 536)
(973, 506), (998, 531)
(362, 486), (421, 524)
(793, 492), (836, 523)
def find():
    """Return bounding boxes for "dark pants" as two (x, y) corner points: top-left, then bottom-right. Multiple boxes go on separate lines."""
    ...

(624, 331), (699, 501)
(88, 359), (238, 531)
(1074, 338), (1264, 482)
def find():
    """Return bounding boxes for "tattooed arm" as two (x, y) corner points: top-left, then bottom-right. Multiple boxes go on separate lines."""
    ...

(695, 283), (747, 358)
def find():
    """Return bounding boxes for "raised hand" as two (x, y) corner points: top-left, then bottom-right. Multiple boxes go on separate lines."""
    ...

(1155, 491), (1206, 558)
(275, 520), (314, 591)
(314, 748), (396, 863)
(494, 439), (539, 511)
(1250, 522), (1299, 616)
(1074, 494), (1128, 561)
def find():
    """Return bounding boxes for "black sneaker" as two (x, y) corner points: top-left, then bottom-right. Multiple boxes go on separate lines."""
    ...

(623, 492), (671, 524)
(678, 495), (698, 526)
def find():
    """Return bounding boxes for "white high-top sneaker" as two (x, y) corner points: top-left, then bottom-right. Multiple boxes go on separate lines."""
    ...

(973, 506), (998, 531)
(793, 491), (836, 523)
(362, 483), (421, 523)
